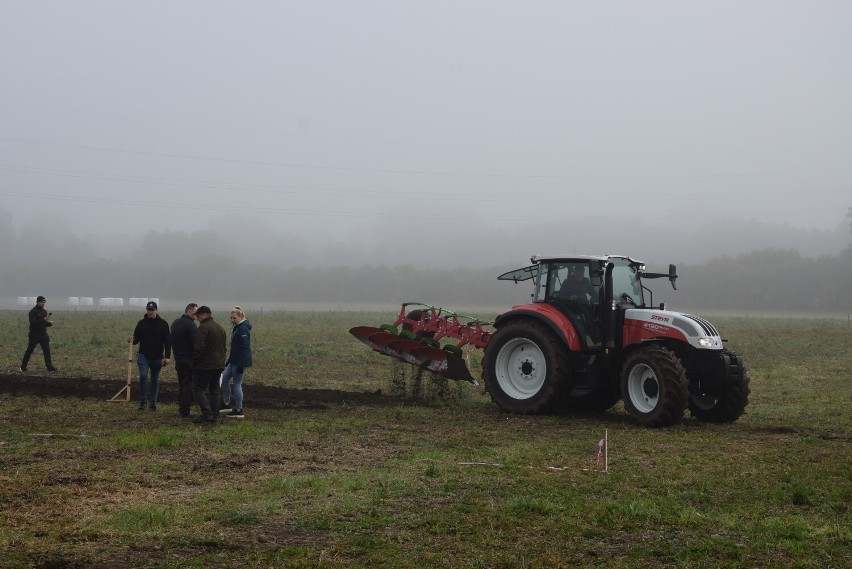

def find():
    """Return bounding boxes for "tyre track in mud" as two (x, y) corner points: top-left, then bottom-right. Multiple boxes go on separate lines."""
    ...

(0, 374), (392, 410)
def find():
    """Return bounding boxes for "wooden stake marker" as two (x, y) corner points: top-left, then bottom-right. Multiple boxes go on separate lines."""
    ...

(108, 340), (133, 402)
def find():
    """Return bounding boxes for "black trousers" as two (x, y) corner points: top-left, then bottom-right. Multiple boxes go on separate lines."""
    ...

(192, 369), (222, 420)
(174, 357), (195, 416)
(22, 334), (52, 370)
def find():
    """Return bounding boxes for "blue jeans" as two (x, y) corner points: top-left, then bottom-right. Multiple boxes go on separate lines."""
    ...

(137, 353), (163, 407)
(221, 363), (245, 410)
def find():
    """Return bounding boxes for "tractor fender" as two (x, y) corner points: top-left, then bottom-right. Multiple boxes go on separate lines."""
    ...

(619, 336), (695, 364)
(493, 304), (583, 352)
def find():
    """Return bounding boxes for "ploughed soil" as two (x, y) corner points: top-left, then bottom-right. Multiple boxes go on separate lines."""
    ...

(0, 373), (392, 410)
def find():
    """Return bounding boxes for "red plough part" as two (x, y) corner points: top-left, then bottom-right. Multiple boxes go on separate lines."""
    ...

(349, 302), (493, 385)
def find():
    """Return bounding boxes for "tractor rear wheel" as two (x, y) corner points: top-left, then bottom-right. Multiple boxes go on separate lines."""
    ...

(620, 346), (688, 427)
(689, 365), (750, 423)
(483, 319), (570, 414)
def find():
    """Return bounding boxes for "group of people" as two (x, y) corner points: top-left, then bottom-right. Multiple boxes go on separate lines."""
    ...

(17, 296), (252, 424)
(129, 301), (253, 423)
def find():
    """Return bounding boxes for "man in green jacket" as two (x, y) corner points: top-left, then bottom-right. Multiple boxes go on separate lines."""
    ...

(191, 306), (227, 424)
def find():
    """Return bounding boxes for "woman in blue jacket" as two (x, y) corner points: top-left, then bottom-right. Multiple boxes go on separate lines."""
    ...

(221, 306), (252, 418)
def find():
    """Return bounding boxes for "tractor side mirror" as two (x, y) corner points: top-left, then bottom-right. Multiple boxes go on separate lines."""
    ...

(669, 264), (678, 290)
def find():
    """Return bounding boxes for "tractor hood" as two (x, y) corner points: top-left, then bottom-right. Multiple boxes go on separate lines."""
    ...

(623, 309), (724, 350)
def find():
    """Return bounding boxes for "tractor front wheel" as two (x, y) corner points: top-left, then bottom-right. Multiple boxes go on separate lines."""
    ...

(483, 320), (570, 414)
(689, 361), (750, 423)
(620, 346), (688, 427)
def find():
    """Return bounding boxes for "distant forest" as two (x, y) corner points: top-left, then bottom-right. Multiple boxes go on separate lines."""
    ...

(3, 205), (850, 314)
(4, 245), (851, 314)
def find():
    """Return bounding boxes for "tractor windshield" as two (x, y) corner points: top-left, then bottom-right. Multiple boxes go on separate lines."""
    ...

(610, 259), (644, 307)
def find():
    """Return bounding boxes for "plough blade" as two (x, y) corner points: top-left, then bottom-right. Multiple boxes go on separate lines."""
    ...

(407, 345), (449, 369)
(442, 352), (478, 385)
(408, 346), (478, 385)
(349, 326), (387, 351)
(388, 339), (428, 366)
(366, 331), (405, 358)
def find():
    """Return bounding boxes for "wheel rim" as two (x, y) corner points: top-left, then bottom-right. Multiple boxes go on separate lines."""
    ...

(626, 363), (660, 414)
(494, 337), (546, 400)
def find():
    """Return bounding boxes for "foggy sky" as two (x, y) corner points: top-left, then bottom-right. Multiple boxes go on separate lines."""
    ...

(1, 1), (850, 266)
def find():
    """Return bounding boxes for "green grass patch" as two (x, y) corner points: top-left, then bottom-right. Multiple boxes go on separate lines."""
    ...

(111, 429), (182, 449)
(0, 311), (849, 568)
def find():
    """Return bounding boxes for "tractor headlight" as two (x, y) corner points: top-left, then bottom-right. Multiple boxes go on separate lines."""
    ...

(698, 337), (714, 348)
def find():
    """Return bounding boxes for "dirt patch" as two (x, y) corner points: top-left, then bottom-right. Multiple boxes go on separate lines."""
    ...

(0, 373), (393, 409)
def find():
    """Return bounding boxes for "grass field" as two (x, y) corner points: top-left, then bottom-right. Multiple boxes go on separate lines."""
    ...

(0, 310), (850, 568)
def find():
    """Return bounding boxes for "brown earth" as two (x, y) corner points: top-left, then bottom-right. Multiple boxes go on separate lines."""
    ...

(0, 373), (392, 409)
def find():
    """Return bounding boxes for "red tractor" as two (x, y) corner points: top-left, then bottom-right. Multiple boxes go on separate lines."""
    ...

(351, 254), (750, 427)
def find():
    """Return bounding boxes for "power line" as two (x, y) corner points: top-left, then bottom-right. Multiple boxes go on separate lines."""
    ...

(1, 188), (616, 220)
(3, 100), (852, 158)
(1, 163), (846, 207)
(2, 135), (850, 180)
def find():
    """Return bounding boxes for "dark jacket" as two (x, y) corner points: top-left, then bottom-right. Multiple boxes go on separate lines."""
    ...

(170, 314), (197, 358)
(28, 306), (52, 337)
(558, 277), (598, 302)
(193, 317), (227, 371)
(227, 319), (253, 368)
(133, 314), (172, 360)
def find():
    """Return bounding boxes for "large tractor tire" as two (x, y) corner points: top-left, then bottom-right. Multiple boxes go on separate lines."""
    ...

(483, 319), (570, 414)
(688, 358), (750, 423)
(620, 346), (688, 427)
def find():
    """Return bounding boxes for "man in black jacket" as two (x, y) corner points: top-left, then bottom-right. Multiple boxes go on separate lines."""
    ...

(171, 303), (198, 418)
(128, 301), (171, 411)
(191, 305), (227, 424)
(20, 295), (57, 373)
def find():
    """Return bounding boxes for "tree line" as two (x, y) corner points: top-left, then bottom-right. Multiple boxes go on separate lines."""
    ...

(4, 245), (851, 314)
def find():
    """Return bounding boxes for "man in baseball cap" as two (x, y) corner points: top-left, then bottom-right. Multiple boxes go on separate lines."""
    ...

(128, 300), (171, 411)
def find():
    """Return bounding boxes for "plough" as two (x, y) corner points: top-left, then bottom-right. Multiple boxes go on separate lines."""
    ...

(349, 302), (493, 384)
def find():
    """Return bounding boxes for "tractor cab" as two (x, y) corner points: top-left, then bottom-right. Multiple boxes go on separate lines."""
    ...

(542, 259), (605, 348)
(498, 255), (678, 350)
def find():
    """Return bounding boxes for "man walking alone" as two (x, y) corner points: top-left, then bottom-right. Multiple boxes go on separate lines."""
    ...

(20, 295), (57, 373)
(191, 306), (227, 424)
